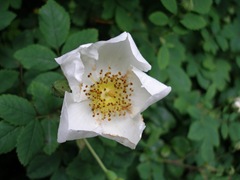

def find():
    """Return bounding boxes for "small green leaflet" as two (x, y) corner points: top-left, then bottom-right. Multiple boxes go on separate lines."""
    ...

(27, 153), (61, 179)
(0, 10), (16, 30)
(167, 64), (192, 92)
(181, 13), (207, 30)
(161, 0), (178, 14)
(157, 45), (169, 69)
(192, 0), (213, 14)
(0, 94), (36, 125)
(52, 79), (71, 98)
(14, 44), (57, 71)
(188, 117), (219, 162)
(115, 6), (134, 31)
(149, 11), (169, 26)
(41, 118), (59, 155)
(16, 120), (44, 165)
(0, 121), (22, 154)
(0, 70), (18, 93)
(28, 82), (62, 115)
(39, 0), (70, 49)
(62, 29), (98, 54)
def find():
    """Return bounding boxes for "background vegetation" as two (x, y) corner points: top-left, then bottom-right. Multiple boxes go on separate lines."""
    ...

(0, 0), (240, 179)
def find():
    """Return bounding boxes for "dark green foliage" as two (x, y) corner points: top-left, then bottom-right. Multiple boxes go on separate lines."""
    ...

(0, 0), (240, 179)
(38, 0), (70, 49)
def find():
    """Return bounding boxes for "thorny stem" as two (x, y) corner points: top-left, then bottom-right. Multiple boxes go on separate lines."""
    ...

(160, 158), (225, 180)
(161, 159), (200, 171)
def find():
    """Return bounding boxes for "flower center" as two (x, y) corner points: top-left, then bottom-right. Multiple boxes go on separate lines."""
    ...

(83, 67), (133, 121)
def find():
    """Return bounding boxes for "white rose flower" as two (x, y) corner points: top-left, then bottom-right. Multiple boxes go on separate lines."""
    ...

(55, 32), (171, 149)
(234, 97), (240, 112)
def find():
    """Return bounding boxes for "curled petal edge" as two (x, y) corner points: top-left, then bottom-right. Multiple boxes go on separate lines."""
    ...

(132, 67), (171, 112)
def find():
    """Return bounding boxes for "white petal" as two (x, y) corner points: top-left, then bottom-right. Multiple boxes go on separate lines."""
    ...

(126, 32), (151, 72)
(58, 92), (146, 149)
(57, 92), (100, 143)
(100, 114), (145, 149)
(55, 44), (97, 102)
(79, 32), (151, 75)
(127, 69), (151, 117)
(131, 67), (171, 113)
(55, 48), (84, 102)
(55, 48), (83, 85)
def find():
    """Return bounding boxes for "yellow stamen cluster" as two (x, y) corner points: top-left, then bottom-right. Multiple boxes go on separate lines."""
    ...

(83, 67), (133, 121)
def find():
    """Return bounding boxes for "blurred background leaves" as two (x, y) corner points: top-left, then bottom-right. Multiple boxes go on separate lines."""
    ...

(0, 0), (240, 179)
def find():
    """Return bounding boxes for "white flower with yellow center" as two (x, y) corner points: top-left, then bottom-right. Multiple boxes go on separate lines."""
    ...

(55, 32), (171, 149)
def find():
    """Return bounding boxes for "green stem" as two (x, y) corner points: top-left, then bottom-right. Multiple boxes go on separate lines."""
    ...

(82, 139), (108, 173)
(76, 139), (121, 180)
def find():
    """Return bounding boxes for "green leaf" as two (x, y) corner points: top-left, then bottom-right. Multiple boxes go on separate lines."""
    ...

(157, 45), (169, 70)
(161, 0), (178, 14)
(188, 117), (219, 161)
(67, 156), (93, 179)
(28, 82), (62, 115)
(27, 153), (61, 179)
(158, 107), (176, 130)
(188, 121), (204, 141)
(181, 13), (207, 30)
(71, 7), (87, 27)
(166, 163), (184, 178)
(39, 0), (70, 48)
(205, 84), (216, 100)
(0, 10), (16, 30)
(173, 25), (189, 35)
(171, 136), (191, 157)
(204, 60), (231, 91)
(152, 163), (165, 180)
(216, 36), (228, 51)
(41, 118), (59, 155)
(115, 6), (134, 31)
(197, 73), (210, 89)
(0, 45), (19, 69)
(0, 70), (18, 93)
(174, 91), (200, 113)
(149, 11), (169, 26)
(16, 120), (44, 165)
(200, 139), (215, 162)
(167, 64), (192, 92)
(186, 59), (199, 77)
(188, 118), (219, 146)
(192, 0), (212, 14)
(166, 35), (186, 63)
(137, 162), (151, 179)
(62, 29), (98, 54)
(0, 121), (22, 154)
(0, 95), (36, 125)
(33, 72), (64, 88)
(99, 137), (117, 147)
(14, 44), (57, 71)
(221, 123), (228, 140)
(10, 0), (22, 9)
(201, 30), (218, 54)
(102, 0), (116, 19)
(229, 122), (240, 142)
(0, 0), (10, 10)
(202, 55), (215, 70)
(187, 106), (203, 119)
(52, 79), (71, 98)
(50, 168), (69, 180)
